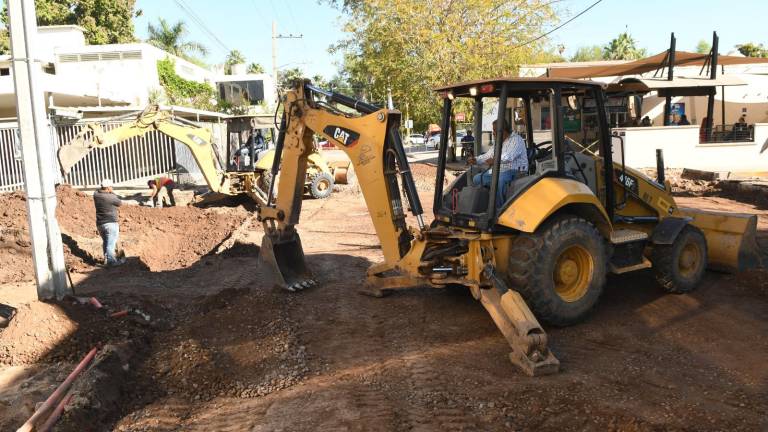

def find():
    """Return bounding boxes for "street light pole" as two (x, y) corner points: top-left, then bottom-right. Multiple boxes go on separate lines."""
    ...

(8, 0), (69, 299)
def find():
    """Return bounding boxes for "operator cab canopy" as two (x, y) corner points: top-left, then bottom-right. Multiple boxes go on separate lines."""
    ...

(434, 77), (605, 98)
(431, 77), (613, 231)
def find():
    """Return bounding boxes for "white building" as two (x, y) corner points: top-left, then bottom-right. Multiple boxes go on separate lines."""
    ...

(0, 25), (277, 118)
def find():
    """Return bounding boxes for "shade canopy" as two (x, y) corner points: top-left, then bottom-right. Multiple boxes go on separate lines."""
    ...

(543, 51), (768, 79)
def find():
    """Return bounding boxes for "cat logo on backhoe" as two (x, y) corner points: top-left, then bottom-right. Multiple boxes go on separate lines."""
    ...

(324, 125), (360, 147)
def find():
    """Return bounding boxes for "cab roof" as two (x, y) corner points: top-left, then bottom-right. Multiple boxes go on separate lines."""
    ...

(434, 77), (605, 98)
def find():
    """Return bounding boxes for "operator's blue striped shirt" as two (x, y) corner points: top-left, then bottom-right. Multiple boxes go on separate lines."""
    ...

(475, 132), (528, 173)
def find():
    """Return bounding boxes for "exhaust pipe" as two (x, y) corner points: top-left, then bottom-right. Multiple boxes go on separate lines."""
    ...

(260, 229), (315, 291)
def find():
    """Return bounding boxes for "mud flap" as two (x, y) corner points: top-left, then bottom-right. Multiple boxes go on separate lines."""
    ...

(260, 230), (315, 291)
(677, 208), (762, 272)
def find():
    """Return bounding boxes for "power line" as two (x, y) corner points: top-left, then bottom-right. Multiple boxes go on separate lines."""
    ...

(173, 0), (230, 53)
(511, 0), (604, 51)
(283, 1), (312, 66)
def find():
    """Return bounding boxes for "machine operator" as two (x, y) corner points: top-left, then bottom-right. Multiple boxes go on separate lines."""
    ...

(468, 118), (528, 205)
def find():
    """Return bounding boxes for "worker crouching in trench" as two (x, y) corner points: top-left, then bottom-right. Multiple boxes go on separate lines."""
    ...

(147, 176), (176, 208)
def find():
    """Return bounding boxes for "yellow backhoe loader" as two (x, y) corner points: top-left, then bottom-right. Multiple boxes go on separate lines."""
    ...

(259, 79), (759, 376)
(57, 105), (350, 203)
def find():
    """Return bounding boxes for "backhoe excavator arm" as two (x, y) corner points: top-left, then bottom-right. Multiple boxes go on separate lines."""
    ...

(258, 82), (559, 376)
(258, 81), (426, 290)
(57, 105), (226, 193)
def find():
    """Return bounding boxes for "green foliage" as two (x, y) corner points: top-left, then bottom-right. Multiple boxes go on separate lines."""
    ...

(277, 67), (305, 90)
(0, 0), (139, 53)
(246, 62), (265, 74)
(736, 42), (768, 58)
(156, 58), (216, 110)
(224, 50), (247, 74)
(695, 40), (711, 54)
(330, 0), (559, 131)
(603, 31), (647, 60)
(147, 18), (208, 61)
(74, 0), (137, 45)
(570, 45), (603, 62)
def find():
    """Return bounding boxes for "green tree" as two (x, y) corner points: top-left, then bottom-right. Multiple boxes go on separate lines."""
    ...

(695, 40), (711, 54)
(736, 42), (768, 58)
(603, 31), (647, 60)
(246, 62), (265, 74)
(74, 0), (138, 44)
(147, 18), (208, 60)
(277, 67), (305, 89)
(224, 49), (247, 74)
(329, 0), (558, 131)
(570, 45), (603, 62)
(1, 0), (139, 53)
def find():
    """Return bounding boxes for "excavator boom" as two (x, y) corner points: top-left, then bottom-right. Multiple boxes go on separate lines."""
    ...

(57, 105), (226, 193)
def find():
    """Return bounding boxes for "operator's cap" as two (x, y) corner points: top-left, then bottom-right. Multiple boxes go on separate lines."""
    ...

(100, 178), (113, 188)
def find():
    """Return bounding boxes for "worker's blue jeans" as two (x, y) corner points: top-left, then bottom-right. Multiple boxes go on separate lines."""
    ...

(97, 222), (120, 265)
(473, 169), (516, 206)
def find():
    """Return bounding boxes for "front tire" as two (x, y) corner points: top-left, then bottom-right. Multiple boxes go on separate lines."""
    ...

(651, 225), (707, 294)
(309, 172), (334, 199)
(507, 215), (607, 326)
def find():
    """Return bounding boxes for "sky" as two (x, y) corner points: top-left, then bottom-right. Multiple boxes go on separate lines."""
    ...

(134, 0), (768, 79)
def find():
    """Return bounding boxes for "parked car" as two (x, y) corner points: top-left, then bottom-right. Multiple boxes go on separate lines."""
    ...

(408, 134), (425, 145)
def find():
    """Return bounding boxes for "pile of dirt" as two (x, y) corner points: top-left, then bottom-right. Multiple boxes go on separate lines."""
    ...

(135, 285), (309, 403)
(0, 302), (77, 365)
(0, 295), (167, 366)
(639, 168), (720, 195)
(0, 186), (250, 284)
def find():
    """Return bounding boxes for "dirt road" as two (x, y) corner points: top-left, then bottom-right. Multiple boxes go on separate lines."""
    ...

(0, 167), (766, 431)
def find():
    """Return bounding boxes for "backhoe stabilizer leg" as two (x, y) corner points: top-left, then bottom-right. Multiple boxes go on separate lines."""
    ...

(478, 271), (559, 376)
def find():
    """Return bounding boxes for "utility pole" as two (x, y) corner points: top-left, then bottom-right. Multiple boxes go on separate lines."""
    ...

(271, 21), (303, 94)
(8, 0), (69, 299)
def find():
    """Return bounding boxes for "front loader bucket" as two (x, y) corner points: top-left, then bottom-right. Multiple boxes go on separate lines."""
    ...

(678, 207), (763, 272)
(333, 166), (348, 184)
(260, 231), (315, 291)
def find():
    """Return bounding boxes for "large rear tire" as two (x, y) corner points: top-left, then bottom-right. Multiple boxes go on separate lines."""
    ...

(507, 215), (607, 326)
(309, 172), (334, 199)
(651, 225), (707, 294)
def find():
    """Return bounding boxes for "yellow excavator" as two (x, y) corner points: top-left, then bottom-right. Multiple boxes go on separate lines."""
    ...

(258, 79), (760, 376)
(57, 105), (350, 203)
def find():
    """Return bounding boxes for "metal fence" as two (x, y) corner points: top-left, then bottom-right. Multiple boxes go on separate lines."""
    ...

(0, 127), (24, 192)
(54, 123), (176, 188)
(0, 121), (178, 193)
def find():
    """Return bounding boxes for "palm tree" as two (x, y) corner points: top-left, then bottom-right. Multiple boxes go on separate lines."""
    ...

(147, 18), (208, 60)
(603, 32), (647, 60)
(246, 62), (265, 74)
(224, 50), (247, 74)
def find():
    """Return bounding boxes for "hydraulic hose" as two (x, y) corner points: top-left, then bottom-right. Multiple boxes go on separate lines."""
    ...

(267, 112), (287, 206)
(387, 126), (424, 229)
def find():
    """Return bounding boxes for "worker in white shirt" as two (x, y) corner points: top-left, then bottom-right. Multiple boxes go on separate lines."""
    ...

(468, 118), (528, 205)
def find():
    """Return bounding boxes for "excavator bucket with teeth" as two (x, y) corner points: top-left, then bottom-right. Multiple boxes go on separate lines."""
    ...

(260, 230), (315, 291)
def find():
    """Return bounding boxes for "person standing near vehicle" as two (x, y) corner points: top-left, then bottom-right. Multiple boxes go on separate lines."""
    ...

(94, 179), (125, 267)
(461, 128), (475, 160)
(147, 176), (176, 207)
